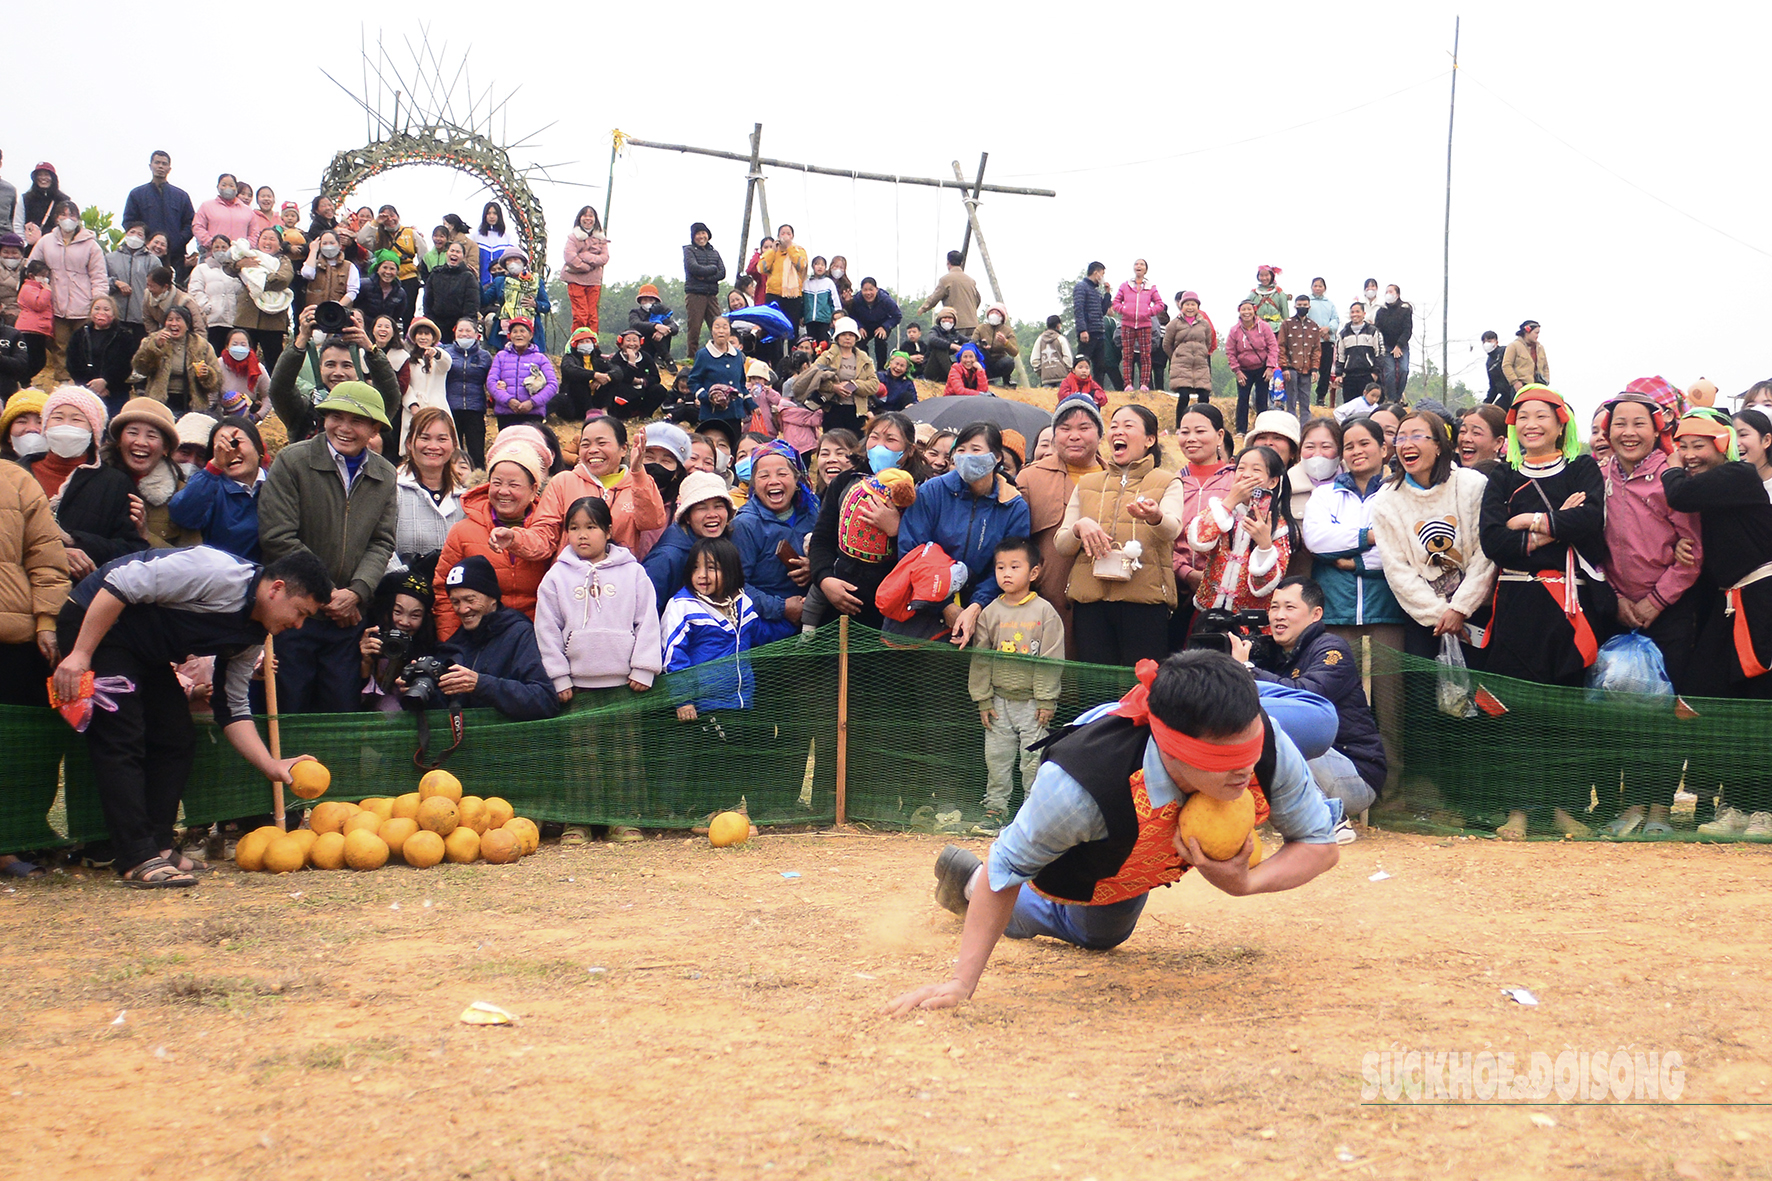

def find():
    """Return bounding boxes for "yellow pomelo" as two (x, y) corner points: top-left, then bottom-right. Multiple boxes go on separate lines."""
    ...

(443, 827), (481, 864)
(1248, 831), (1264, 868)
(417, 796), (459, 837)
(391, 792), (421, 821)
(418, 769), (463, 803)
(289, 759), (330, 800)
(358, 797), (395, 821)
(378, 817), (419, 856)
(1176, 789), (1257, 863)
(343, 829), (390, 871)
(309, 801), (355, 836)
(457, 796), (488, 834)
(708, 812), (750, 848)
(483, 797), (515, 828)
(403, 830), (446, 868)
(343, 811), (383, 838)
(287, 829), (319, 861)
(234, 829), (276, 872)
(503, 817), (539, 856)
(309, 831), (348, 870)
(262, 836), (306, 874)
(480, 829), (520, 864)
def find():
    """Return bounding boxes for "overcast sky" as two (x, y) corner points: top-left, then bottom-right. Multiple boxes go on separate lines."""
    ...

(19, 1), (1767, 429)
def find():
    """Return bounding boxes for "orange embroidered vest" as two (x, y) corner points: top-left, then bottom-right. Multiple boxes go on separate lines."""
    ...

(1029, 713), (1276, 906)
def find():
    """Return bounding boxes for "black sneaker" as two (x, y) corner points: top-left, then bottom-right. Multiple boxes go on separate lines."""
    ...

(933, 844), (981, 916)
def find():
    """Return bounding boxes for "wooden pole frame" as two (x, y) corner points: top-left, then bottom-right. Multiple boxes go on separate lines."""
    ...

(620, 134), (1055, 198)
(951, 161), (1005, 304)
(957, 153), (988, 266)
(263, 634), (285, 831)
(835, 615), (850, 827)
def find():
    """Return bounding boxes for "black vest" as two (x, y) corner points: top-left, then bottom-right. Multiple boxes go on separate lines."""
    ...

(1030, 712), (1277, 904)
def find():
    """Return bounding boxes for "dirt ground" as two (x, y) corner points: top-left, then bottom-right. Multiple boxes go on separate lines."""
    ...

(4, 827), (1769, 1181)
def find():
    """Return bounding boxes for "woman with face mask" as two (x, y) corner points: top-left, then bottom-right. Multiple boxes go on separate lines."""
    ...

(1301, 416), (1406, 791)
(30, 200), (108, 383)
(805, 411), (932, 630)
(65, 296), (136, 415)
(214, 328), (268, 418)
(300, 230), (360, 308)
(37, 388), (142, 582)
(887, 421), (1030, 646)
(189, 236), (245, 354)
(968, 303), (1021, 387)
(443, 318), (493, 469)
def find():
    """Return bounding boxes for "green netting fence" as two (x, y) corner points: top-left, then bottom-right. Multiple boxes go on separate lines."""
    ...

(0, 628), (1765, 853)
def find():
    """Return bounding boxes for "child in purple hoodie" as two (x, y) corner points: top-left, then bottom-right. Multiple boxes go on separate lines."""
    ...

(533, 496), (664, 843)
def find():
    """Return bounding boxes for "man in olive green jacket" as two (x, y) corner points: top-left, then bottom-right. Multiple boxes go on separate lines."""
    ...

(258, 379), (397, 712)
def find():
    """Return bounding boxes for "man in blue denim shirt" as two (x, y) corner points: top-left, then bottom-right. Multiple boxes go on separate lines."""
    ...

(883, 651), (1342, 1015)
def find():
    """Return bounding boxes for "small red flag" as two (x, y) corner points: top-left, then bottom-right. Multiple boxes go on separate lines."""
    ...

(1472, 684), (1509, 717)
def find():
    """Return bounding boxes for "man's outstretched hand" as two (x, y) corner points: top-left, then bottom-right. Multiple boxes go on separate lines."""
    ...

(879, 979), (969, 1017)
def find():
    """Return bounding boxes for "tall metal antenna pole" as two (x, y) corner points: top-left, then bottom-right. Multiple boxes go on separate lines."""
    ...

(1443, 16), (1460, 400)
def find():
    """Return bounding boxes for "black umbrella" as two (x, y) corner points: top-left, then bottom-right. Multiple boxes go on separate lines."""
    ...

(905, 394), (1053, 441)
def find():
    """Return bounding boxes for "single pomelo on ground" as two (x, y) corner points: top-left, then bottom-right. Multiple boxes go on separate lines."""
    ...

(457, 796), (488, 834)
(708, 812), (750, 848)
(234, 829), (276, 872)
(378, 817), (419, 856)
(503, 817), (539, 856)
(403, 830), (446, 868)
(480, 829), (520, 864)
(483, 797), (515, 828)
(262, 836), (306, 874)
(417, 796), (459, 837)
(443, 827), (480, 864)
(309, 801), (355, 836)
(289, 759), (330, 800)
(1248, 831), (1264, 868)
(358, 797), (395, 821)
(287, 829), (319, 860)
(343, 811), (383, 838)
(390, 792), (421, 821)
(343, 829), (390, 871)
(418, 769), (463, 803)
(309, 831), (348, 870)
(1176, 789), (1256, 862)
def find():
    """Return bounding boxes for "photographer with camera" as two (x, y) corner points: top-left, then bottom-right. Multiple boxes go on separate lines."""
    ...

(1228, 576), (1385, 832)
(360, 566), (437, 715)
(403, 555), (558, 721)
(268, 302), (402, 451)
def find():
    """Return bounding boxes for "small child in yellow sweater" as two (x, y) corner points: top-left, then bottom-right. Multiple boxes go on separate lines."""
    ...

(967, 537), (1065, 825)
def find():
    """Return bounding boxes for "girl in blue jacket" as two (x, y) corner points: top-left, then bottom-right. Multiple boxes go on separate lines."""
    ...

(166, 417), (266, 559)
(661, 536), (762, 719)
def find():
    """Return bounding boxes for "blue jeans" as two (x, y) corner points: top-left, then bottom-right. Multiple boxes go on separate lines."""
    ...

(1309, 747), (1377, 816)
(1005, 888), (1147, 949)
(1381, 346), (1410, 401)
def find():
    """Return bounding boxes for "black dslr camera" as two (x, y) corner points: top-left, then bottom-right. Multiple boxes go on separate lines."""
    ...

(313, 300), (351, 335)
(375, 628), (414, 690)
(1188, 608), (1276, 666)
(400, 656), (448, 708)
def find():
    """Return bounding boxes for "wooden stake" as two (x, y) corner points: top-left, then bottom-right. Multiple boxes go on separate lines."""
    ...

(950, 161), (1004, 304)
(263, 633), (285, 831)
(958, 153), (988, 264)
(737, 123), (763, 272)
(835, 614), (850, 827)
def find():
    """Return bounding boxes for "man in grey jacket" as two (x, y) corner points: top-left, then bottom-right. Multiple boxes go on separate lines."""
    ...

(259, 379), (399, 713)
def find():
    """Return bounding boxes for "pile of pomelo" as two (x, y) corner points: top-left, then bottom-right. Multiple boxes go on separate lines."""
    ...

(236, 768), (541, 873)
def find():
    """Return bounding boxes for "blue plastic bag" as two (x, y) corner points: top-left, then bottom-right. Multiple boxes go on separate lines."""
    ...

(1585, 631), (1674, 698)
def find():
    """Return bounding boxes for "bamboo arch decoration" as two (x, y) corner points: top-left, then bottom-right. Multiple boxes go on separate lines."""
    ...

(318, 123), (548, 277)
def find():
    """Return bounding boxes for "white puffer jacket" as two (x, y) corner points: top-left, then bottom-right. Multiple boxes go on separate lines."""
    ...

(188, 260), (244, 329)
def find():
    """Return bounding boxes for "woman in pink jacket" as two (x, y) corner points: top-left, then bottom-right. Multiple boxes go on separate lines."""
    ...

(1111, 259), (1165, 392)
(1225, 300), (1280, 434)
(28, 201), (108, 383)
(561, 206), (610, 333)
